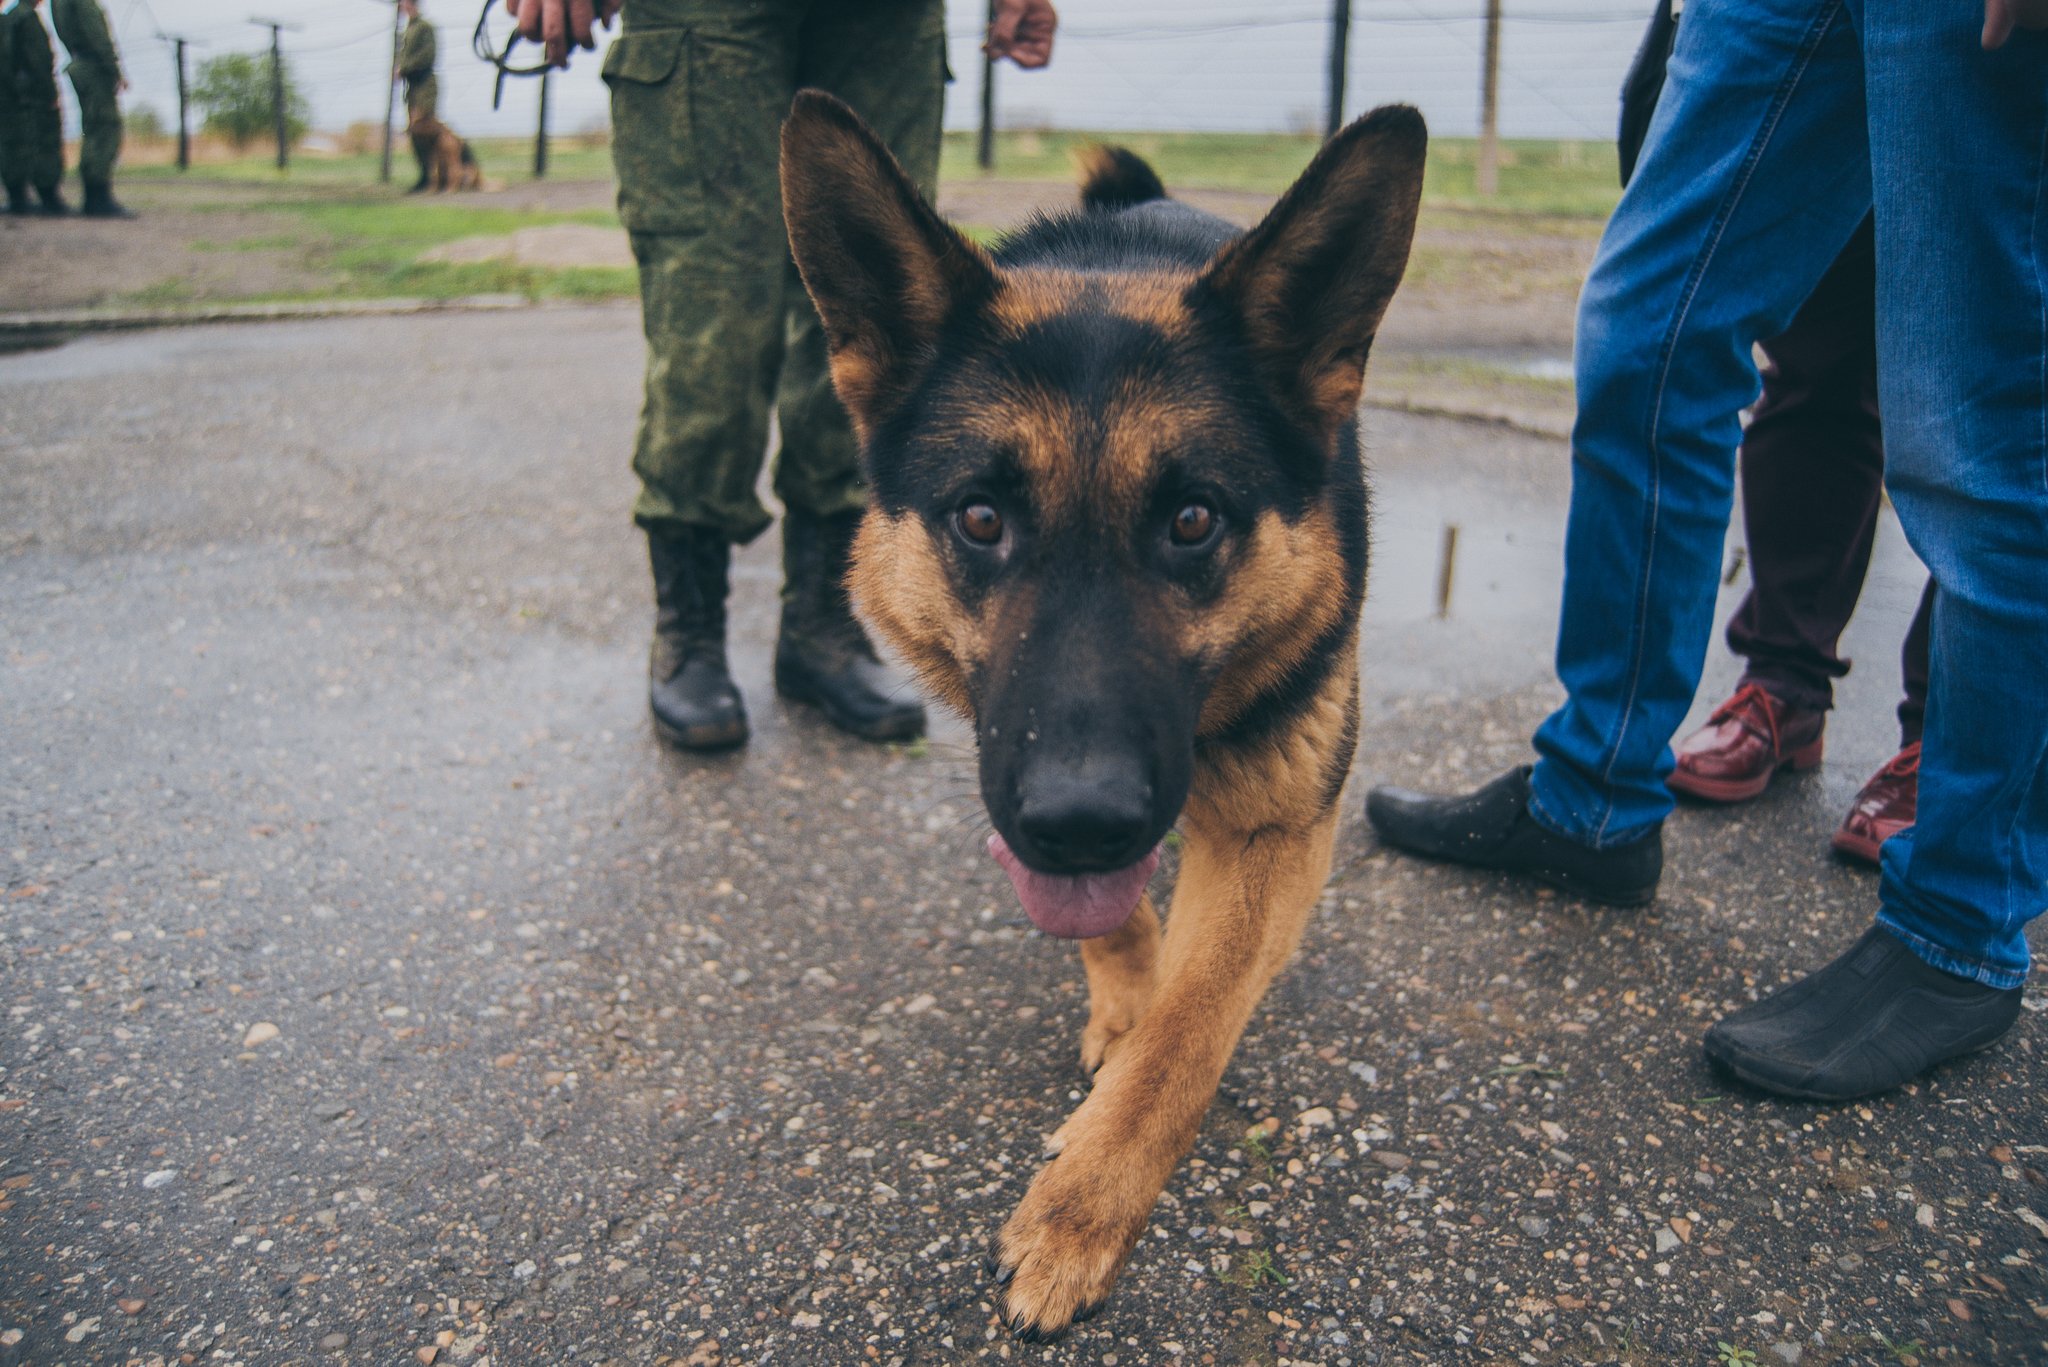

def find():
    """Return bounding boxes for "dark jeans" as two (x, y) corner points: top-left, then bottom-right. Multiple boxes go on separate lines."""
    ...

(1724, 217), (1932, 747)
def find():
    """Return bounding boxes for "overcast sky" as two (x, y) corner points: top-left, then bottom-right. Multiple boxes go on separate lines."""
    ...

(57, 0), (1648, 146)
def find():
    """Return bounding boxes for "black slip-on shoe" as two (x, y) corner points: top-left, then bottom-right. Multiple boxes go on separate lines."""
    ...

(1365, 764), (1661, 906)
(1703, 926), (2024, 1103)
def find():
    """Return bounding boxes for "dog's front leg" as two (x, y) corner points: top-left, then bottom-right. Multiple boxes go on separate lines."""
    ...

(995, 815), (1337, 1337)
(1077, 893), (1160, 1076)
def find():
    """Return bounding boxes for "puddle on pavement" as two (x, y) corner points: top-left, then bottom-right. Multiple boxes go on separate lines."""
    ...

(1427, 344), (1576, 381)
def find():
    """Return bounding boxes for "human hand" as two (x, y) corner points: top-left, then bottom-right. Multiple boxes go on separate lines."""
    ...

(117, 76), (128, 94)
(503, 0), (622, 69)
(986, 0), (1056, 69)
(1983, 0), (2048, 49)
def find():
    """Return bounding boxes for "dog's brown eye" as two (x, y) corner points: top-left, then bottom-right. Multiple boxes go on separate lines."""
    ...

(1171, 502), (1217, 546)
(958, 502), (1004, 545)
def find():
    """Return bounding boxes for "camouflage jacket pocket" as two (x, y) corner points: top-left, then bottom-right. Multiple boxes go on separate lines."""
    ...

(603, 27), (701, 236)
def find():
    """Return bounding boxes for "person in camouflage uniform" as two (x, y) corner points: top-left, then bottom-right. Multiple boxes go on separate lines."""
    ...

(502, 0), (1056, 752)
(0, 1), (22, 213)
(51, 0), (129, 216)
(2, 0), (66, 213)
(395, 0), (437, 193)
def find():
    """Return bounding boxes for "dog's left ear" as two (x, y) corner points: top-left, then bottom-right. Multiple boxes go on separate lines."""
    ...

(1199, 105), (1426, 448)
(781, 90), (998, 437)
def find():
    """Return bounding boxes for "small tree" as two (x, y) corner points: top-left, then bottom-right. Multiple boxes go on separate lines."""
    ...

(192, 51), (310, 150)
(123, 103), (167, 142)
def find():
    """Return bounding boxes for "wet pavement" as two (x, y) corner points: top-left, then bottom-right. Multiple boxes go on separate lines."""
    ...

(2, 309), (2043, 1367)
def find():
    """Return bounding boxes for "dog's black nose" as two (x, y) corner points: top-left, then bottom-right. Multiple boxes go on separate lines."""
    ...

(1014, 770), (1154, 872)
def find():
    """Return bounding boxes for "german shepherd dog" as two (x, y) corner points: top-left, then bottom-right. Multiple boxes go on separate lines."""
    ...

(410, 114), (482, 192)
(780, 93), (1425, 1336)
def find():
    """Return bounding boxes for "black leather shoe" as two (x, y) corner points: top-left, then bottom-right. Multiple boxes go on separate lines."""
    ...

(774, 507), (925, 742)
(34, 183), (68, 215)
(647, 527), (749, 751)
(1703, 926), (2024, 1102)
(1365, 764), (1661, 906)
(4, 184), (30, 215)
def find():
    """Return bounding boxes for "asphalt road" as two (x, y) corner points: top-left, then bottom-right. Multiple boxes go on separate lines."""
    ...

(2, 309), (2043, 1367)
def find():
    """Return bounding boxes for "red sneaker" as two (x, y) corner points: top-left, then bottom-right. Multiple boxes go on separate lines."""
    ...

(1831, 741), (1920, 866)
(1668, 682), (1826, 803)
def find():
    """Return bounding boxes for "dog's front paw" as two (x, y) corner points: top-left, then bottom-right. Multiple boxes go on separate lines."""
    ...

(1079, 1012), (1133, 1076)
(992, 1156), (1146, 1338)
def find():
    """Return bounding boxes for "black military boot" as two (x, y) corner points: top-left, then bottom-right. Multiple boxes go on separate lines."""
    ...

(4, 182), (30, 215)
(407, 135), (433, 193)
(33, 182), (67, 214)
(774, 507), (926, 742)
(647, 527), (749, 751)
(80, 179), (134, 219)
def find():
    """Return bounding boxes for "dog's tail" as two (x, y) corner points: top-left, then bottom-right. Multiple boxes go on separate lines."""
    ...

(1078, 145), (1166, 212)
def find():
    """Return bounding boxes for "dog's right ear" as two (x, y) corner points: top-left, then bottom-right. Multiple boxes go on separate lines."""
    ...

(781, 91), (998, 437)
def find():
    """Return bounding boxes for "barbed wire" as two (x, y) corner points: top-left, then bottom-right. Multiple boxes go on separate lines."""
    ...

(86, 0), (1646, 147)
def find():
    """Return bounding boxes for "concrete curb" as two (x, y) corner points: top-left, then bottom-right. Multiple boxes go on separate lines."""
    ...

(0, 293), (554, 339)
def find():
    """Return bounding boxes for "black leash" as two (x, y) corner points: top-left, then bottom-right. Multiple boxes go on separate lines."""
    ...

(473, 0), (553, 110)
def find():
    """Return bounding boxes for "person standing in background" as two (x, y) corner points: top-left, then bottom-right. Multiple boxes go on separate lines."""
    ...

(3, 0), (66, 213)
(0, 0), (26, 214)
(396, 0), (437, 194)
(1618, 3), (1925, 865)
(495, 0), (1057, 753)
(51, 0), (131, 217)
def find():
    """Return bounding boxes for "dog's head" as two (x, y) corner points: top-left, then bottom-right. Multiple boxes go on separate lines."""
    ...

(783, 93), (1423, 937)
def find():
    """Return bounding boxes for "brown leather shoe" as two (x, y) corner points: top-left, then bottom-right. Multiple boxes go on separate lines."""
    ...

(1668, 682), (1825, 802)
(1831, 741), (1919, 866)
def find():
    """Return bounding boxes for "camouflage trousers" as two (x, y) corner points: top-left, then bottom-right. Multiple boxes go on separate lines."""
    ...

(604, 0), (946, 545)
(67, 60), (120, 184)
(0, 93), (62, 193)
(405, 74), (437, 124)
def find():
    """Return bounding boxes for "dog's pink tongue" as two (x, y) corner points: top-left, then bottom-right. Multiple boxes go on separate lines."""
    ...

(987, 833), (1159, 940)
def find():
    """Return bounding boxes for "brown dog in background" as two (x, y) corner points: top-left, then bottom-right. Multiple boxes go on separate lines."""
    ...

(409, 115), (481, 192)
(781, 92), (1426, 1335)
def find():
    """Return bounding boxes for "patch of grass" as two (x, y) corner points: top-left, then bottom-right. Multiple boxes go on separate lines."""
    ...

(944, 129), (1621, 220)
(107, 127), (1616, 313)
(127, 139), (618, 185)
(120, 188), (637, 308)
(1423, 137), (1622, 218)
(280, 197), (618, 244)
(189, 233), (301, 253)
(1230, 1249), (1291, 1289)
(119, 277), (199, 306)
(1714, 1343), (1759, 1367)
(1241, 1123), (1277, 1178)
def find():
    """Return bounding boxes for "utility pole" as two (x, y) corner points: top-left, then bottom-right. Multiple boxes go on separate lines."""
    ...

(977, 0), (996, 171)
(1325, 0), (1352, 141)
(381, 0), (401, 183)
(533, 70), (551, 178)
(249, 18), (300, 171)
(1477, 0), (1503, 196)
(163, 35), (196, 170)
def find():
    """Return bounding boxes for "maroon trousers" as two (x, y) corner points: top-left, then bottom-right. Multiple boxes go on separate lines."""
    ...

(1727, 216), (1933, 747)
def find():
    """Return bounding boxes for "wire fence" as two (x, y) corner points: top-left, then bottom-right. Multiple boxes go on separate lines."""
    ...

(80, 0), (1649, 161)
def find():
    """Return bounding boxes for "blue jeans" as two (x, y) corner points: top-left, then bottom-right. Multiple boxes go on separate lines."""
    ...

(1528, 0), (2048, 989)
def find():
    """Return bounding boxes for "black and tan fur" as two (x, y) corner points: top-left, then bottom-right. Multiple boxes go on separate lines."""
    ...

(780, 92), (1425, 1336)
(410, 114), (481, 192)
